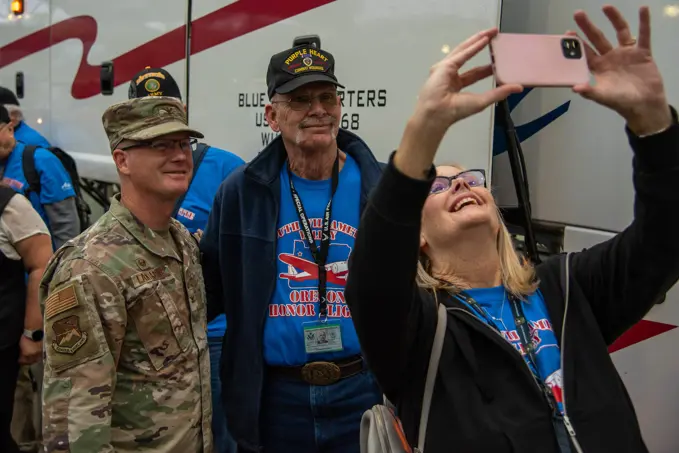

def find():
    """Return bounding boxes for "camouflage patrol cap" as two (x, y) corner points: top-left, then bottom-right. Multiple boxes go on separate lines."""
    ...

(102, 96), (203, 151)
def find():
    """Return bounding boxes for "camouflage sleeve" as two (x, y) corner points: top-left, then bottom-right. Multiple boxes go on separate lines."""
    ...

(41, 258), (126, 453)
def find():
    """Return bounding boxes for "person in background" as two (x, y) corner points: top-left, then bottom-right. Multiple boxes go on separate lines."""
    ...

(0, 88), (50, 148)
(0, 105), (79, 249)
(0, 184), (52, 453)
(201, 42), (384, 452)
(128, 66), (245, 453)
(0, 100), (74, 453)
(345, 6), (678, 453)
(40, 96), (213, 453)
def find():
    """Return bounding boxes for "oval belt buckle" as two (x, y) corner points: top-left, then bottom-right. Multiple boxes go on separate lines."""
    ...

(301, 361), (341, 386)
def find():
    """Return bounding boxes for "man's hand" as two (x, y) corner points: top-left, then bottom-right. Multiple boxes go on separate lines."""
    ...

(19, 335), (42, 365)
(568, 5), (672, 136)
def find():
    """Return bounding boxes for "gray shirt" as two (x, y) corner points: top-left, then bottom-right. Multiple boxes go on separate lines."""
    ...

(44, 197), (79, 249)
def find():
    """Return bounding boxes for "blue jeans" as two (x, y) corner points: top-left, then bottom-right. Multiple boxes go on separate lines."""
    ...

(209, 335), (237, 453)
(258, 365), (383, 453)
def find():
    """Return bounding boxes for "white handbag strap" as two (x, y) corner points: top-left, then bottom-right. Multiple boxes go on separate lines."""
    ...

(416, 303), (447, 452)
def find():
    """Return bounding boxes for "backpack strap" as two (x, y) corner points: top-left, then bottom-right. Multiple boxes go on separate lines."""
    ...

(192, 143), (210, 176)
(415, 303), (447, 453)
(172, 143), (210, 218)
(21, 145), (41, 195)
(0, 185), (17, 215)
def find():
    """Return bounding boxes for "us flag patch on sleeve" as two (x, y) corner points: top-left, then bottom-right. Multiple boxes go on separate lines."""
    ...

(44, 283), (79, 320)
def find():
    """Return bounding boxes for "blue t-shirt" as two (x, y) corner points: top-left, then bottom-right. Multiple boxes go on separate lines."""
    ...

(14, 121), (51, 148)
(175, 146), (244, 235)
(463, 286), (565, 415)
(1, 142), (75, 232)
(172, 145), (244, 339)
(263, 154), (362, 366)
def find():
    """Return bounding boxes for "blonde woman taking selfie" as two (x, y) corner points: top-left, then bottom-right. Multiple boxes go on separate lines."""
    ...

(346, 5), (678, 453)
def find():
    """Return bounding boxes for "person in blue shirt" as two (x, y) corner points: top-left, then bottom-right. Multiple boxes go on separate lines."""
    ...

(128, 66), (244, 453)
(0, 87), (51, 149)
(0, 92), (75, 453)
(0, 105), (78, 250)
(200, 42), (384, 453)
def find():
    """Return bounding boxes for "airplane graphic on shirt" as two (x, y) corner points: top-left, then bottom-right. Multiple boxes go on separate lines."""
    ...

(278, 240), (351, 289)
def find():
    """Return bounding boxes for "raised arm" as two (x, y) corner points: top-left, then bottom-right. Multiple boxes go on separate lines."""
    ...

(41, 257), (127, 453)
(572, 116), (679, 343)
(345, 28), (522, 394)
(345, 151), (435, 394)
(559, 6), (679, 342)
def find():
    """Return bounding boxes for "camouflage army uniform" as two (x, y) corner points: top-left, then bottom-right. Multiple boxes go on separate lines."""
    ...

(39, 96), (211, 453)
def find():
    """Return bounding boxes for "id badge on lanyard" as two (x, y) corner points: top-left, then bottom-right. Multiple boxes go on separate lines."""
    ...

(302, 319), (344, 354)
(288, 153), (345, 355)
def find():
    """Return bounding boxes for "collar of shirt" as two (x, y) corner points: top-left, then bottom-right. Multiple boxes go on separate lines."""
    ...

(109, 193), (183, 262)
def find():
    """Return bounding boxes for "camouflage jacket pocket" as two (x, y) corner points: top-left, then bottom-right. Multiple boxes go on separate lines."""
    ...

(128, 279), (193, 371)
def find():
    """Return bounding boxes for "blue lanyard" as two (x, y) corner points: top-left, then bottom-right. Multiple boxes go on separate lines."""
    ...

(454, 291), (503, 334)
(454, 291), (559, 414)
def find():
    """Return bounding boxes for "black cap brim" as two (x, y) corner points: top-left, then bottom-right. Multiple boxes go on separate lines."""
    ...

(0, 106), (10, 124)
(274, 74), (344, 97)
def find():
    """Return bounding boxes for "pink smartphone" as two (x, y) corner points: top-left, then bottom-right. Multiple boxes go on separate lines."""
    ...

(489, 33), (590, 87)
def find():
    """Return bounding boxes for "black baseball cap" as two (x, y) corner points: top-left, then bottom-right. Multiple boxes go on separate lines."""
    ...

(266, 45), (344, 99)
(0, 87), (19, 106)
(128, 67), (182, 100)
(0, 105), (10, 124)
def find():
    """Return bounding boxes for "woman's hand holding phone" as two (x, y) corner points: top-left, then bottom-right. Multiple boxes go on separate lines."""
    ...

(568, 5), (671, 136)
(395, 28), (523, 180)
(490, 5), (671, 136)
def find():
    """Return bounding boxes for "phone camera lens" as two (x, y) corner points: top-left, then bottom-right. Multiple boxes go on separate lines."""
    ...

(561, 38), (582, 59)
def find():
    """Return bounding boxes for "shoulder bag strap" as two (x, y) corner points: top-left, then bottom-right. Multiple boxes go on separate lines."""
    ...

(416, 302), (448, 453)
(561, 252), (572, 304)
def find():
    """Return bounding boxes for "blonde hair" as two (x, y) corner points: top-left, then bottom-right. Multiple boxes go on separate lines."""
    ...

(417, 163), (539, 300)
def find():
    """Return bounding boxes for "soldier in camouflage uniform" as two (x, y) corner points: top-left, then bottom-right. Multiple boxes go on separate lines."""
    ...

(39, 96), (213, 453)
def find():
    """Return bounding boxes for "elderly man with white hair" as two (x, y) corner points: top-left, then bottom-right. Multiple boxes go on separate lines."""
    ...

(0, 88), (50, 148)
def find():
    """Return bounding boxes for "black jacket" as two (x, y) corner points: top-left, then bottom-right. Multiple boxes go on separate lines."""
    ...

(344, 111), (679, 453)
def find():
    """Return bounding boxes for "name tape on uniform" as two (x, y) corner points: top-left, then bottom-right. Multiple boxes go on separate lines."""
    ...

(130, 266), (170, 288)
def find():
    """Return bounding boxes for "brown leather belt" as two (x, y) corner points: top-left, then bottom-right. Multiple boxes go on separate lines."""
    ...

(267, 355), (364, 386)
